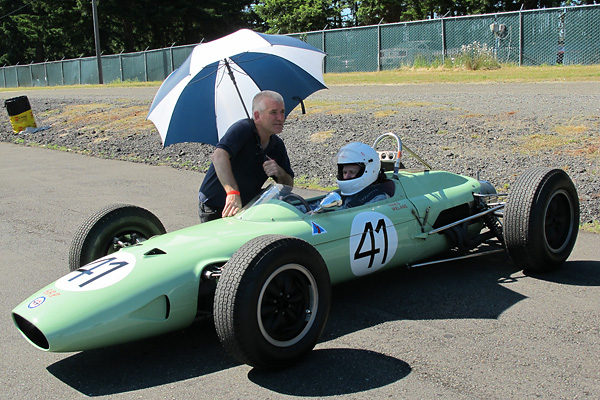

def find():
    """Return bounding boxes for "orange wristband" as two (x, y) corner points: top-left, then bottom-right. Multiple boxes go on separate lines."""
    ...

(226, 190), (240, 196)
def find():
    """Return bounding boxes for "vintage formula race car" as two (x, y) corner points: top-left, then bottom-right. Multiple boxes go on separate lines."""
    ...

(11, 133), (580, 370)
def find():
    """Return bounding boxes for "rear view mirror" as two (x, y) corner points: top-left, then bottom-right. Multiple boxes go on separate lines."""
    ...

(313, 191), (342, 213)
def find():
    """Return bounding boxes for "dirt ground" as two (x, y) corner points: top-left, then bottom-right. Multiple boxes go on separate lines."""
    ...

(1, 81), (599, 225)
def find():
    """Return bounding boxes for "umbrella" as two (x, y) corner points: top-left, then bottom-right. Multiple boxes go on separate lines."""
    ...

(147, 29), (327, 147)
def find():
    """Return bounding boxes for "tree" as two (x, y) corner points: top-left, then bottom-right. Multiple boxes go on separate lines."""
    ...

(0, 0), (88, 64)
(355, 0), (405, 25)
(77, 0), (256, 53)
(254, 0), (346, 33)
(0, 0), (256, 64)
(1, 0), (592, 65)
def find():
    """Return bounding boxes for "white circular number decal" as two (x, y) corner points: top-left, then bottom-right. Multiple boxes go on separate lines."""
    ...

(55, 252), (136, 291)
(349, 211), (398, 276)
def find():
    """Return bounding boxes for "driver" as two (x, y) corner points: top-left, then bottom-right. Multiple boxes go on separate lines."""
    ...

(289, 142), (390, 214)
(336, 142), (389, 209)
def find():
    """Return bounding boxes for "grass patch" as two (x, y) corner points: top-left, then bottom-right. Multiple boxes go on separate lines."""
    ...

(553, 125), (588, 135)
(303, 99), (379, 116)
(519, 114), (598, 156)
(310, 130), (334, 143)
(520, 120), (599, 156)
(0, 81), (161, 92)
(389, 101), (434, 108)
(43, 143), (72, 152)
(374, 110), (397, 118)
(293, 175), (336, 191)
(521, 134), (570, 152)
(301, 99), (434, 118)
(3, 65), (598, 94)
(324, 64), (600, 86)
(582, 221), (600, 233)
(39, 102), (154, 137)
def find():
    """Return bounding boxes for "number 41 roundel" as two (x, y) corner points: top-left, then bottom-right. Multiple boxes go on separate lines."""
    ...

(349, 211), (398, 276)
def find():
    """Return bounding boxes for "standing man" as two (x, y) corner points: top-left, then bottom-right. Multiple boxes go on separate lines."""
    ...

(198, 90), (294, 222)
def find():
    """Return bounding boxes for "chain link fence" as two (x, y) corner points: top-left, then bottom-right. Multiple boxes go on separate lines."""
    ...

(296, 4), (599, 73)
(1, 4), (598, 88)
(0, 44), (195, 88)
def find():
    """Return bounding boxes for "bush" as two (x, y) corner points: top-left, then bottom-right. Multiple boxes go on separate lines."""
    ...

(453, 41), (500, 70)
(408, 41), (500, 70)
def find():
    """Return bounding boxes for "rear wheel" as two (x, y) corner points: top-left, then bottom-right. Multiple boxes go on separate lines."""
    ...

(213, 235), (331, 370)
(504, 168), (579, 272)
(68, 204), (166, 271)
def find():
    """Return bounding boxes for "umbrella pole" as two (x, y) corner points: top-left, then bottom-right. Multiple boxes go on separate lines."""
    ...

(292, 96), (306, 114)
(224, 59), (250, 119)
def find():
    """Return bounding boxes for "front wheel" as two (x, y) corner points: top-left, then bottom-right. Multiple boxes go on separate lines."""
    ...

(213, 235), (331, 370)
(504, 168), (579, 272)
(68, 204), (166, 271)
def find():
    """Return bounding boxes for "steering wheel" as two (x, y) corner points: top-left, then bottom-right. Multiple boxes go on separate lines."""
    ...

(281, 193), (311, 213)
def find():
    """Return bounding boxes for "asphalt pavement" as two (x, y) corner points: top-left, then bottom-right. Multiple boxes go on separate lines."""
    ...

(2, 142), (599, 399)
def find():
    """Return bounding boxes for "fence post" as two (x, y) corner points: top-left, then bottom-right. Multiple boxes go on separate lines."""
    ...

(15, 63), (20, 87)
(170, 43), (175, 74)
(519, 9), (523, 66)
(322, 29), (326, 73)
(441, 16), (447, 64)
(144, 47), (149, 83)
(43, 60), (48, 86)
(119, 51), (124, 82)
(377, 22), (382, 71)
(60, 58), (65, 86)
(2, 66), (5, 88)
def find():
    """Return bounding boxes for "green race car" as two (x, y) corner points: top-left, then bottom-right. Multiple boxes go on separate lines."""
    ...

(11, 133), (579, 370)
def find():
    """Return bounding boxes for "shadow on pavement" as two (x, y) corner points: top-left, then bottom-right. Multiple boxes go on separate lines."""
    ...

(322, 251), (525, 340)
(46, 252), (596, 396)
(46, 322), (237, 396)
(523, 260), (600, 286)
(248, 348), (411, 396)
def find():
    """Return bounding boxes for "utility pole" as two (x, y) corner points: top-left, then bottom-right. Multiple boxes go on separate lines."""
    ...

(92, 0), (103, 84)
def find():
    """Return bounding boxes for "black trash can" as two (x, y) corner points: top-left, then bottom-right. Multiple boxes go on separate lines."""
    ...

(4, 95), (37, 133)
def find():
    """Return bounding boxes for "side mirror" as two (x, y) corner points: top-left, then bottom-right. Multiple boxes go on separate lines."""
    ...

(313, 191), (342, 213)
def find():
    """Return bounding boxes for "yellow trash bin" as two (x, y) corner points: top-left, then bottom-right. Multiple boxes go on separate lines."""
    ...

(4, 95), (37, 133)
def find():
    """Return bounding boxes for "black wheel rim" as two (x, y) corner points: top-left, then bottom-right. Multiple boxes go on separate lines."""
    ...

(258, 264), (318, 347)
(544, 189), (574, 253)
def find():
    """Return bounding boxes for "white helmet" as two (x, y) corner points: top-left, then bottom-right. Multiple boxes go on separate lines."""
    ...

(336, 142), (381, 195)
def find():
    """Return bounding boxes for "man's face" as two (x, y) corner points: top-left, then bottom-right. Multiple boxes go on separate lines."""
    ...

(254, 98), (285, 136)
(342, 164), (361, 180)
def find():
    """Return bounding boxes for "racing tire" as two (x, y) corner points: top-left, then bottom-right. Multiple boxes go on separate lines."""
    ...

(68, 203), (166, 271)
(504, 168), (579, 272)
(213, 235), (331, 370)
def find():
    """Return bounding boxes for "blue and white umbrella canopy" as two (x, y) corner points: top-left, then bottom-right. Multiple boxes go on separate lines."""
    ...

(147, 29), (327, 147)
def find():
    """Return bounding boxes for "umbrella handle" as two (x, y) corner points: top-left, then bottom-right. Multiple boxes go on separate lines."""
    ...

(292, 97), (306, 114)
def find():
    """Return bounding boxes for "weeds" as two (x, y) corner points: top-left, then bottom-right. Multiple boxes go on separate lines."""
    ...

(293, 175), (336, 191)
(310, 130), (334, 143)
(582, 221), (600, 233)
(374, 110), (397, 118)
(452, 42), (500, 70)
(395, 41), (501, 71)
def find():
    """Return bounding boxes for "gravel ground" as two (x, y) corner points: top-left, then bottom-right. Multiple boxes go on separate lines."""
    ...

(1, 82), (599, 224)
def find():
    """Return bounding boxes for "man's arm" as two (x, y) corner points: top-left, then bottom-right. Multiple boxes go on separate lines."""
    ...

(263, 157), (293, 186)
(211, 148), (242, 217)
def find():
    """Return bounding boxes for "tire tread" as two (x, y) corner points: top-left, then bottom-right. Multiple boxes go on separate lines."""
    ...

(68, 204), (165, 271)
(504, 167), (579, 272)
